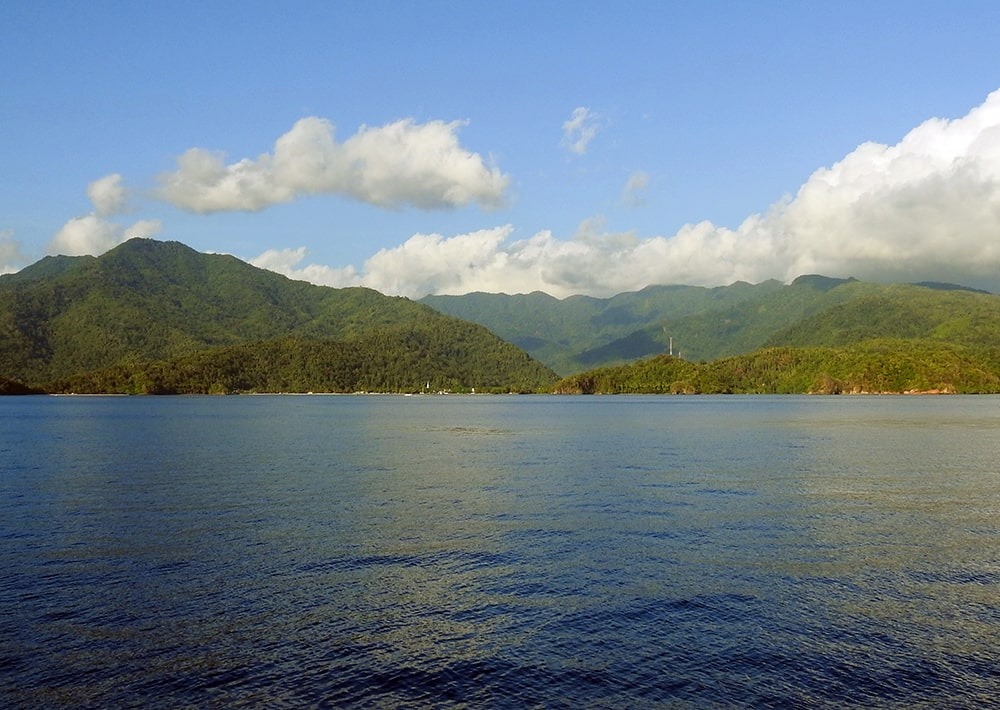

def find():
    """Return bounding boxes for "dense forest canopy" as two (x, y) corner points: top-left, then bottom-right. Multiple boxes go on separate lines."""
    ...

(0, 239), (556, 394)
(553, 342), (1000, 395)
(422, 277), (999, 375)
(4, 238), (1000, 395)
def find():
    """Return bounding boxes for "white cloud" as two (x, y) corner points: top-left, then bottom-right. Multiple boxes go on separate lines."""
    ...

(87, 173), (128, 216)
(49, 215), (163, 256)
(562, 107), (600, 155)
(1, 229), (27, 274)
(157, 116), (509, 213)
(122, 219), (164, 241)
(257, 89), (1000, 297)
(360, 227), (520, 296)
(47, 172), (161, 257)
(50, 215), (123, 256)
(254, 225), (713, 299)
(250, 246), (359, 288)
(768, 90), (1000, 284)
(621, 170), (649, 206)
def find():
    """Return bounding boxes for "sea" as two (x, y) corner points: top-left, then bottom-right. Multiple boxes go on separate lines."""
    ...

(2, 394), (999, 708)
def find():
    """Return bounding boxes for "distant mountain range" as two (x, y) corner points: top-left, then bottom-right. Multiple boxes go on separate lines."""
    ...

(421, 275), (1000, 375)
(4, 237), (1000, 395)
(0, 239), (556, 394)
(423, 272), (1000, 394)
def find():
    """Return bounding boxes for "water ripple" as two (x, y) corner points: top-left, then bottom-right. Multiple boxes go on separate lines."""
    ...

(4, 395), (1000, 707)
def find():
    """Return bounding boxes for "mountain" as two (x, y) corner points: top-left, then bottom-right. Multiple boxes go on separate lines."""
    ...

(0, 239), (557, 393)
(548, 279), (1000, 394)
(8, 238), (999, 396)
(764, 284), (1000, 349)
(421, 280), (786, 374)
(553, 341), (1000, 395)
(421, 277), (999, 374)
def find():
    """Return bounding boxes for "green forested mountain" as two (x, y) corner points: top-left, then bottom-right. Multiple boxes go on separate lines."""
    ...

(0, 239), (557, 393)
(423, 273), (1000, 394)
(547, 276), (1000, 394)
(422, 276), (997, 374)
(421, 280), (786, 374)
(553, 341), (1000, 395)
(5, 237), (1000, 396)
(51, 326), (551, 395)
(764, 284), (1000, 349)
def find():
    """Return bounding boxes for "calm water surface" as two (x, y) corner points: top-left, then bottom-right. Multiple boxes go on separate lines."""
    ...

(2, 395), (1000, 707)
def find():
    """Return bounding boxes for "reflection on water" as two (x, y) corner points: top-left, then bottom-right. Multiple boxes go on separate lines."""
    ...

(2, 395), (1000, 706)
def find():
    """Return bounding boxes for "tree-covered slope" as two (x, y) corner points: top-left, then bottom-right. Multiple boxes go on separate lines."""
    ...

(49, 320), (554, 395)
(422, 276), (1000, 374)
(0, 239), (557, 390)
(764, 285), (1000, 349)
(420, 276), (875, 372)
(421, 280), (785, 374)
(553, 341), (1000, 395)
(7, 237), (999, 395)
(577, 277), (871, 366)
(551, 278), (1000, 394)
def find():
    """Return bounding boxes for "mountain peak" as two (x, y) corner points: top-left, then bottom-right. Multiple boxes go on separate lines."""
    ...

(0, 238), (557, 391)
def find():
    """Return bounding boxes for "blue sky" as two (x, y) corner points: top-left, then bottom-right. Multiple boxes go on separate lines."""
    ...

(4, 1), (1000, 296)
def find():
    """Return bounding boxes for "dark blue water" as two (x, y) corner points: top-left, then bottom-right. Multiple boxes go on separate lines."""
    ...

(2, 395), (1000, 707)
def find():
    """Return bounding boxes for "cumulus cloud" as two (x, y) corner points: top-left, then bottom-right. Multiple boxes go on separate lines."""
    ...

(87, 173), (128, 216)
(769, 91), (1000, 284)
(50, 215), (162, 257)
(255, 89), (1000, 297)
(49, 173), (162, 256)
(256, 224), (716, 299)
(157, 117), (509, 213)
(1, 229), (28, 274)
(562, 107), (600, 155)
(250, 246), (359, 288)
(621, 170), (649, 206)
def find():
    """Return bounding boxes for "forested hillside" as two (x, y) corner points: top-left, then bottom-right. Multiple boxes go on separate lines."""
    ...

(50, 324), (551, 395)
(422, 276), (999, 374)
(0, 239), (557, 393)
(764, 285), (1000, 349)
(553, 341), (1000, 395)
(6, 238), (1000, 396)
(421, 280), (785, 374)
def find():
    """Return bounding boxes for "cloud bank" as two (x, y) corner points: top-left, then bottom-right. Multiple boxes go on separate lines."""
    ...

(157, 117), (509, 213)
(260, 89), (1000, 297)
(50, 174), (162, 256)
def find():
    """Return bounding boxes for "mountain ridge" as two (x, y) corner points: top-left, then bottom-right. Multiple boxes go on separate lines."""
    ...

(0, 239), (557, 392)
(421, 276), (997, 374)
(5, 238), (1000, 395)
